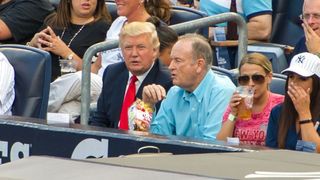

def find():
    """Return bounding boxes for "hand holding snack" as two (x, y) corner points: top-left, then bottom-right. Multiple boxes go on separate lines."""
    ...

(128, 99), (154, 131)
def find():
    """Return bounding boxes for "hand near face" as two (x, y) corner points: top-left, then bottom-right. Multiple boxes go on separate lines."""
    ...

(142, 84), (167, 107)
(302, 20), (320, 54)
(229, 91), (242, 116)
(287, 82), (311, 118)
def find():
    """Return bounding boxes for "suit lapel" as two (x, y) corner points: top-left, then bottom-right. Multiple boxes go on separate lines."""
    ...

(116, 64), (129, 110)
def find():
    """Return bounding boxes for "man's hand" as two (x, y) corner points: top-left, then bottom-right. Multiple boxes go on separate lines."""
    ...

(142, 84), (167, 107)
(303, 20), (320, 54)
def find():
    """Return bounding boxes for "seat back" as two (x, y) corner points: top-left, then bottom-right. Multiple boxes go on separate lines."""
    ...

(270, 73), (287, 95)
(169, 6), (207, 25)
(270, 0), (304, 46)
(211, 66), (238, 85)
(0, 45), (51, 119)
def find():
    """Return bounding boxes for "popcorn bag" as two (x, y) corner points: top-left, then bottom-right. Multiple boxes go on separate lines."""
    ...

(128, 99), (153, 131)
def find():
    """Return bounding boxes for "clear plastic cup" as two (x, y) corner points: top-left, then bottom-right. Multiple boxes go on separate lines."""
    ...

(236, 86), (254, 120)
(59, 59), (77, 75)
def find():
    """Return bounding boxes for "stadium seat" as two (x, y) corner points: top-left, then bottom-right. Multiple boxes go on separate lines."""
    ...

(270, 73), (287, 95)
(211, 66), (238, 85)
(270, 0), (304, 46)
(0, 45), (51, 119)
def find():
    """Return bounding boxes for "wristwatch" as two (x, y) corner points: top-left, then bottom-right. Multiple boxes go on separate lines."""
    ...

(66, 53), (74, 60)
(228, 113), (237, 122)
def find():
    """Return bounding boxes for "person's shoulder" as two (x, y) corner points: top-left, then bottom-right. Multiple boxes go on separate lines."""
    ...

(111, 16), (127, 26)
(103, 62), (126, 78)
(271, 103), (283, 115)
(166, 86), (183, 97)
(211, 71), (236, 90)
(270, 92), (285, 103)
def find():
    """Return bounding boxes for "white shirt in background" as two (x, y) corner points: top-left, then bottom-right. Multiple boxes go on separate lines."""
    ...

(0, 52), (15, 115)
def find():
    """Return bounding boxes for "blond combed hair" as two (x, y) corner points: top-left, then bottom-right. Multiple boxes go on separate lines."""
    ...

(119, 22), (160, 50)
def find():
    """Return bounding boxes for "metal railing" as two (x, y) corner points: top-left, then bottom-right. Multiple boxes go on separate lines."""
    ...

(81, 12), (248, 125)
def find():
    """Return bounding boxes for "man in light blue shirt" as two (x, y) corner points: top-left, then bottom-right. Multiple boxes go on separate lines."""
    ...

(142, 34), (235, 140)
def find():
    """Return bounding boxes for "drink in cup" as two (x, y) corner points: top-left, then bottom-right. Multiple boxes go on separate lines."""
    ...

(236, 86), (254, 120)
(60, 59), (77, 75)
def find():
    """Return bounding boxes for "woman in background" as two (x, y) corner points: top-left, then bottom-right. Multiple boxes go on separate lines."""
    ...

(94, 0), (171, 76)
(217, 53), (284, 145)
(148, 16), (178, 66)
(266, 52), (320, 153)
(28, 0), (112, 81)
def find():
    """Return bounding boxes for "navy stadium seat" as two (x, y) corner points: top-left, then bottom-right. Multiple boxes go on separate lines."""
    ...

(270, 73), (287, 95)
(270, 0), (304, 46)
(0, 45), (51, 119)
(211, 66), (238, 85)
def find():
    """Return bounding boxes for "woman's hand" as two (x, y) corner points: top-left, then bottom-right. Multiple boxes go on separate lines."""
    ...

(287, 82), (312, 119)
(229, 91), (242, 116)
(41, 26), (72, 58)
(28, 28), (52, 48)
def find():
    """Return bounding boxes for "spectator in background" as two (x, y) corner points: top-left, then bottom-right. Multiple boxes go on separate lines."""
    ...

(89, 22), (172, 129)
(0, 52), (14, 115)
(292, 0), (320, 57)
(94, 0), (171, 76)
(266, 52), (320, 153)
(0, 0), (54, 44)
(216, 53), (284, 145)
(148, 16), (178, 66)
(28, 0), (112, 81)
(199, 0), (272, 69)
(143, 34), (235, 140)
(199, 0), (272, 41)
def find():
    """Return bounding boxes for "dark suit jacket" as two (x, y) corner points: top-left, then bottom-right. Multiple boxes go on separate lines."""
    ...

(89, 60), (172, 128)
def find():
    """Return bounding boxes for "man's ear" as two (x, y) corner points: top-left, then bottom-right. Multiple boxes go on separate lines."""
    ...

(196, 58), (205, 73)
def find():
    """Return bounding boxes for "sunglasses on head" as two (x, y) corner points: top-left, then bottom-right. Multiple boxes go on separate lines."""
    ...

(238, 74), (266, 85)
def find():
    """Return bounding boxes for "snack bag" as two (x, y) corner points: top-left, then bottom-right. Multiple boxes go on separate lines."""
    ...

(128, 99), (154, 131)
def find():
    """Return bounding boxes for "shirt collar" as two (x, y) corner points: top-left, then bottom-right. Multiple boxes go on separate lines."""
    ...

(128, 61), (155, 83)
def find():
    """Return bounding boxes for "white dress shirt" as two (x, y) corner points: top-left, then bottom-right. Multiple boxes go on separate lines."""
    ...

(0, 52), (15, 115)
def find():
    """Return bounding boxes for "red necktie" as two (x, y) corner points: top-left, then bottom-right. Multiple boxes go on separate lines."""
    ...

(119, 75), (138, 130)
(226, 0), (238, 40)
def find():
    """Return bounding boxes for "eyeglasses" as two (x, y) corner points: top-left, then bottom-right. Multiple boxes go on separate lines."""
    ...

(299, 13), (320, 21)
(238, 74), (266, 85)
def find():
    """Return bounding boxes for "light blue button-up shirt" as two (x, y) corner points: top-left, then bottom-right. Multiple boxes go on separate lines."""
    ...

(150, 70), (235, 140)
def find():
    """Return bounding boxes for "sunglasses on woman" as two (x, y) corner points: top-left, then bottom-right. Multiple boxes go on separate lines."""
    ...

(238, 74), (266, 85)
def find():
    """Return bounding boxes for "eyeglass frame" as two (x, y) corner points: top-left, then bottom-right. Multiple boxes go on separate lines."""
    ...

(237, 74), (267, 86)
(299, 13), (320, 21)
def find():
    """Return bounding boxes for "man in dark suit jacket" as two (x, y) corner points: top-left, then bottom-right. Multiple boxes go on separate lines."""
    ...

(89, 21), (172, 129)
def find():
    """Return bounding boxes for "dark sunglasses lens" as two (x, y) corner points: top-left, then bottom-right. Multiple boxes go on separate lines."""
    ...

(252, 75), (265, 84)
(238, 75), (250, 85)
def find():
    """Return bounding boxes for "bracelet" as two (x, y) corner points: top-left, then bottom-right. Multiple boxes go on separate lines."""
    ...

(228, 113), (237, 122)
(299, 119), (313, 125)
(26, 42), (32, 47)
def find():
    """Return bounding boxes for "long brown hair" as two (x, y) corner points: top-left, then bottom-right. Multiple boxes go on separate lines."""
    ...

(45, 0), (111, 29)
(277, 75), (320, 148)
(144, 0), (171, 24)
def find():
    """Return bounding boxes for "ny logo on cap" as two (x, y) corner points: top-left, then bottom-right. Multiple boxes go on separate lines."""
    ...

(296, 55), (305, 64)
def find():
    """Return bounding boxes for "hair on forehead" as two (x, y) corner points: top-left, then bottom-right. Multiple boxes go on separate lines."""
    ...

(119, 22), (160, 49)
